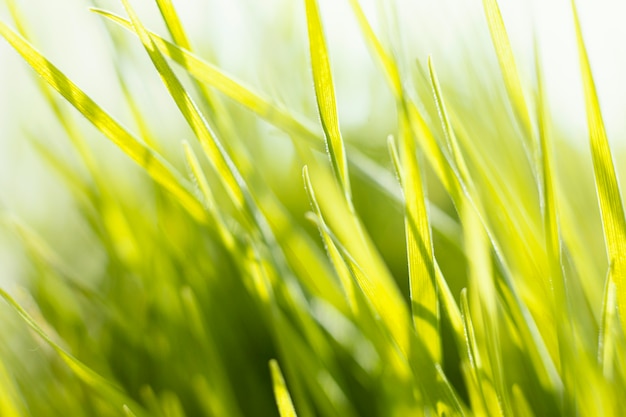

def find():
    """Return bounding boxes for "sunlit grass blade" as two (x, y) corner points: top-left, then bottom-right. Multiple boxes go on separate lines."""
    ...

(534, 43), (579, 413)
(123, 405), (138, 417)
(571, 0), (626, 336)
(481, 0), (533, 144)
(427, 57), (471, 184)
(346, 0), (402, 97)
(154, 0), (191, 50)
(0, 21), (206, 223)
(304, 0), (351, 202)
(392, 115), (441, 363)
(598, 274), (617, 377)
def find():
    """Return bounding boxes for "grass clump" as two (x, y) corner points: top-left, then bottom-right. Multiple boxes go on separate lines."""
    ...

(0, 0), (625, 415)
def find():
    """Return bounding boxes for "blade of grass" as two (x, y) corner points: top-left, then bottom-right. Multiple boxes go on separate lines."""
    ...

(481, 0), (534, 147)
(0, 20), (207, 223)
(571, 0), (626, 336)
(393, 115), (441, 363)
(598, 272), (617, 377)
(304, 0), (352, 203)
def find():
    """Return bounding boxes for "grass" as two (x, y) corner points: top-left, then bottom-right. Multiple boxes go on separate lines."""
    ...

(0, 0), (625, 415)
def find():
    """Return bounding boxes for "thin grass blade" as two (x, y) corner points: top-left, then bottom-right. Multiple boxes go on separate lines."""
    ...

(269, 360), (298, 417)
(481, 0), (533, 142)
(571, 0), (626, 335)
(304, 0), (351, 201)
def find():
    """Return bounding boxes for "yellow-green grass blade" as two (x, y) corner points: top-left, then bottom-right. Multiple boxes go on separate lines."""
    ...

(396, 113), (441, 363)
(511, 385), (536, 417)
(534, 45), (579, 414)
(427, 57), (471, 184)
(598, 274), (617, 377)
(0, 289), (147, 416)
(154, 0), (191, 50)
(118, 0), (249, 219)
(123, 405), (138, 417)
(571, 0), (626, 336)
(304, 0), (351, 202)
(0, 21), (206, 223)
(481, 0), (533, 145)
(346, 0), (402, 98)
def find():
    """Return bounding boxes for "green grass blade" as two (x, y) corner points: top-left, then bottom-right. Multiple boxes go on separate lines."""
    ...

(269, 359), (299, 417)
(396, 113), (441, 363)
(571, 0), (626, 336)
(481, 0), (533, 141)
(346, 0), (402, 97)
(154, 0), (191, 50)
(0, 20), (206, 223)
(304, 0), (351, 202)
(598, 274), (617, 377)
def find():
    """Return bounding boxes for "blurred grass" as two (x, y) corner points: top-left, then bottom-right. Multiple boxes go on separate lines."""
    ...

(1, 0), (625, 416)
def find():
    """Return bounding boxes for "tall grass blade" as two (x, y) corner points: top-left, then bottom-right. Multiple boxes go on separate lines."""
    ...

(571, 0), (626, 335)
(304, 0), (351, 202)
(481, 0), (533, 144)
(396, 114), (441, 363)
(269, 359), (299, 417)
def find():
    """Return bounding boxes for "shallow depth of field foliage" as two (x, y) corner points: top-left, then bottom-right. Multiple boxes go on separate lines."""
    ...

(1, 0), (625, 415)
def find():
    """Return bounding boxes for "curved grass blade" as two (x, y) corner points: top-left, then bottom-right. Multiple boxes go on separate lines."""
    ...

(269, 360), (298, 417)
(304, 0), (351, 202)
(571, 0), (626, 336)
(394, 115), (441, 363)
(0, 21), (207, 223)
